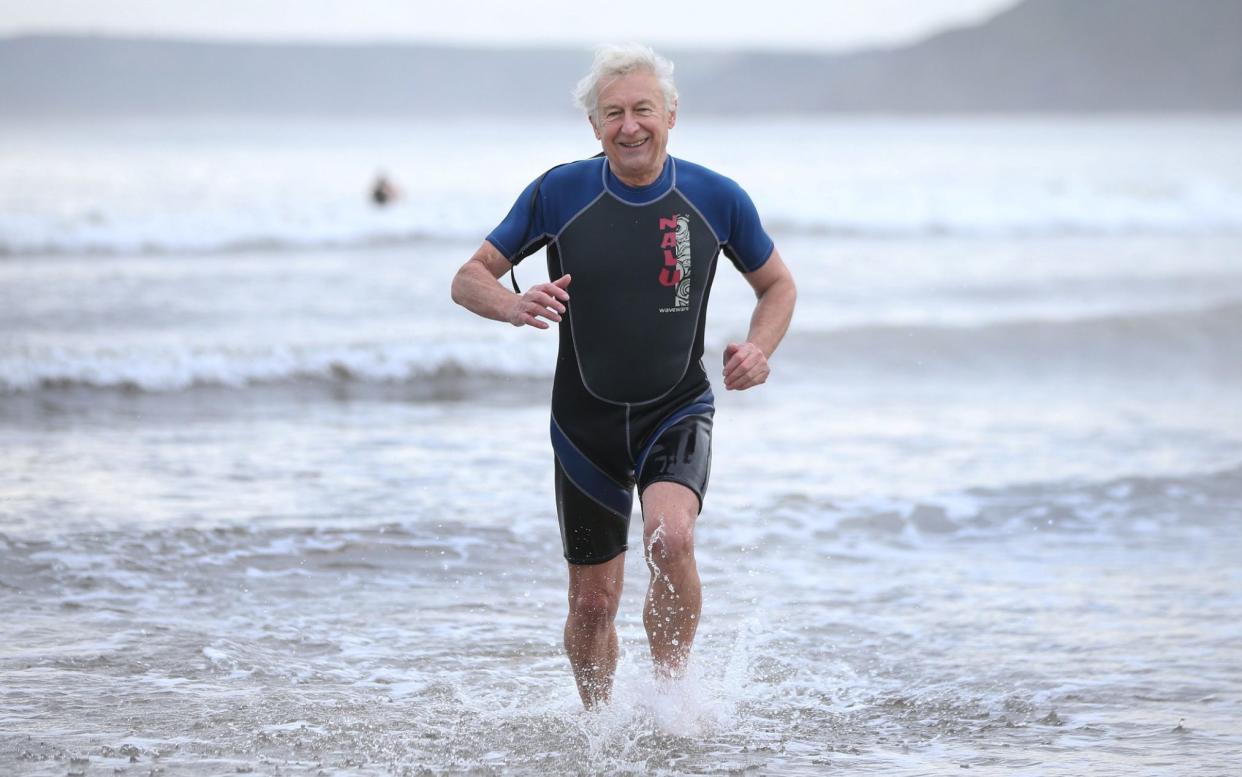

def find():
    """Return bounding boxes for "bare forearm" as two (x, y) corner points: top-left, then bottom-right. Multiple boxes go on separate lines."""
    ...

(451, 260), (517, 324)
(746, 276), (796, 357)
(451, 243), (571, 330)
(722, 250), (796, 391)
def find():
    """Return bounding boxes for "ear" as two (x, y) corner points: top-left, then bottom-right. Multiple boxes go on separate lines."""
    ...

(668, 103), (678, 130)
(588, 113), (602, 141)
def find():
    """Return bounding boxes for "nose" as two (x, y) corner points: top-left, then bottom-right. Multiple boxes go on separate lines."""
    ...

(620, 112), (640, 136)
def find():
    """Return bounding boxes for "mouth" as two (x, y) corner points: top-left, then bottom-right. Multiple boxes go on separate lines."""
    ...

(618, 137), (649, 149)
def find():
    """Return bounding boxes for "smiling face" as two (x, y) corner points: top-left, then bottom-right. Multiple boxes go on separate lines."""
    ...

(591, 70), (677, 188)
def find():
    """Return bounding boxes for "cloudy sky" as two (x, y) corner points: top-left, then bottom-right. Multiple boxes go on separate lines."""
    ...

(1, 0), (1021, 50)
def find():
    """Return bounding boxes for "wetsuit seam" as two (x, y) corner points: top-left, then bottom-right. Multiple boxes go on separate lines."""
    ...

(637, 408), (712, 469)
(600, 157), (676, 206)
(724, 240), (775, 273)
(485, 235), (515, 259)
(673, 186), (724, 248)
(624, 404), (635, 466)
(569, 350), (702, 407)
(635, 404), (714, 482)
(555, 455), (631, 521)
(551, 414), (631, 492)
(511, 233), (555, 263)
(553, 189), (619, 408)
(631, 249), (719, 407)
(553, 190), (608, 242)
(684, 163), (771, 273)
(555, 465), (569, 552)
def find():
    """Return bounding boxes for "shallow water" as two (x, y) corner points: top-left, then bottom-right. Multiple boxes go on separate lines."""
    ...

(3, 469), (1240, 775)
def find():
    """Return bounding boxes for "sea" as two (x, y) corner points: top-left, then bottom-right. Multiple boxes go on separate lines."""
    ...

(1, 114), (1240, 776)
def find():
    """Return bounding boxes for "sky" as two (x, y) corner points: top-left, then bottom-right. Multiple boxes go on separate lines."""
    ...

(0, 0), (1022, 51)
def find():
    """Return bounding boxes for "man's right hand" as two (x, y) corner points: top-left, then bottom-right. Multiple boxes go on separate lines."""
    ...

(508, 274), (572, 329)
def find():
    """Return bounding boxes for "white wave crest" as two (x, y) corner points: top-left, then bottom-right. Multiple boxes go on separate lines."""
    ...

(0, 340), (555, 394)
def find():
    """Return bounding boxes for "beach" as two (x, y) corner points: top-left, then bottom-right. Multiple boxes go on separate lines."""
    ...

(2, 116), (1241, 775)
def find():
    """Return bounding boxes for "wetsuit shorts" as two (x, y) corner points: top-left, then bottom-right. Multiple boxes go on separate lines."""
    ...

(553, 388), (714, 565)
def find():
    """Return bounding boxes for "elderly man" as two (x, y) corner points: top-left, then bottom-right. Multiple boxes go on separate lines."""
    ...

(450, 43), (796, 707)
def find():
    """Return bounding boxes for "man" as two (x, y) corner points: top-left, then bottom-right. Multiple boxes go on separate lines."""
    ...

(450, 43), (796, 708)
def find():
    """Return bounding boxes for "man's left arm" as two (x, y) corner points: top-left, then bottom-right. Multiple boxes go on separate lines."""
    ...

(723, 247), (797, 391)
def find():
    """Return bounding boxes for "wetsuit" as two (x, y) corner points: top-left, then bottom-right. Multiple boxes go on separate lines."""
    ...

(487, 155), (773, 564)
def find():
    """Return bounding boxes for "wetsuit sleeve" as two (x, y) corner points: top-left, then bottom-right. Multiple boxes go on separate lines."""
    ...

(486, 177), (550, 266)
(722, 183), (775, 274)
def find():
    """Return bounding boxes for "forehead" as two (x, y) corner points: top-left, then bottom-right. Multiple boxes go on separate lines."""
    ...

(597, 70), (663, 108)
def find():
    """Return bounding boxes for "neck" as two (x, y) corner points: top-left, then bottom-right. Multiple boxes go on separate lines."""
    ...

(608, 155), (667, 188)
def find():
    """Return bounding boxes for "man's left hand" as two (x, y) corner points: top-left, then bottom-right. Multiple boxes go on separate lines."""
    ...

(722, 342), (769, 391)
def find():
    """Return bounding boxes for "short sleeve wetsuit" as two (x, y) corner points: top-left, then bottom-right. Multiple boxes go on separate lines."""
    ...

(487, 155), (773, 565)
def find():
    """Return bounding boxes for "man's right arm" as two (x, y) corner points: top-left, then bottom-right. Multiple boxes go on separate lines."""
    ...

(450, 241), (571, 329)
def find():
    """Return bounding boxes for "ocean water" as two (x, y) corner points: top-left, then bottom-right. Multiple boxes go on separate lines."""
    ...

(1, 116), (1241, 776)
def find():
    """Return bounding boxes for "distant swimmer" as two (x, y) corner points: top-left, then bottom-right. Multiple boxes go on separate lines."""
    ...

(450, 44), (796, 708)
(371, 173), (399, 206)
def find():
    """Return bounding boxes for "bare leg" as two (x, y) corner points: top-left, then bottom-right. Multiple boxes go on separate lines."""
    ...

(564, 554), (625, 707)
(640, 482), (702, 677)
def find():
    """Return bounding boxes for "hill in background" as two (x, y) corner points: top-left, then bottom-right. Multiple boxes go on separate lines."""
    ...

(1, 0), (1239, 116)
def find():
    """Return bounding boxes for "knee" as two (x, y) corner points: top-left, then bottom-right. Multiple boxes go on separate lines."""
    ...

(645, 518), (695, 566)
(568, 585), (619, 625)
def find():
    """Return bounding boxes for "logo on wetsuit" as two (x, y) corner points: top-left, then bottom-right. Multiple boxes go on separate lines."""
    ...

(658, 215), (692, 313)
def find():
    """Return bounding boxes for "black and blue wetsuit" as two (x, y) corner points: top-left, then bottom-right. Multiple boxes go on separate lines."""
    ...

(487, 155), (773, 564)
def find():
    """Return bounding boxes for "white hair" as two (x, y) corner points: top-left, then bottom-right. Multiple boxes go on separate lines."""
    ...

(573, 43), (678, 125)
